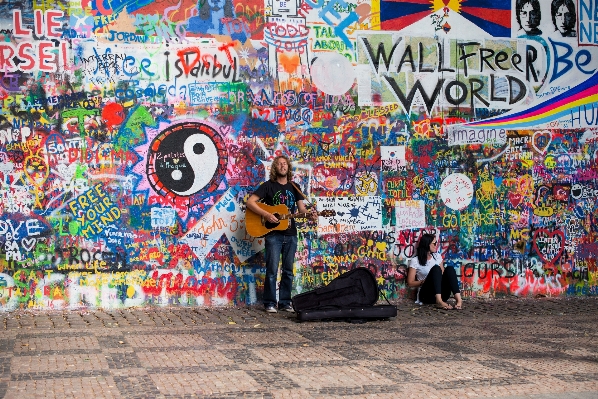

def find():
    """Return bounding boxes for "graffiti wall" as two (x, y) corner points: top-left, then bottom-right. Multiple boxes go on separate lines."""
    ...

(1, 0), (597, 311)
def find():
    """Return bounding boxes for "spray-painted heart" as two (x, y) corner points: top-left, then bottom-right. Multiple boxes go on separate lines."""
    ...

(508, 192), (522, 208)
(279, 53), (301, 73)
(219, 125), (232, 136)
(21, 237), (37, 252)
(494, 177), (503, 188)
(532, 228), (564, 264)
(177, 47), (202, 75)
(532, 130), (552, 154)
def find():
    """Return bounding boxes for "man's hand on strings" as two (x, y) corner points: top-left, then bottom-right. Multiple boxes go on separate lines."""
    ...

(308, 208), (318, 222)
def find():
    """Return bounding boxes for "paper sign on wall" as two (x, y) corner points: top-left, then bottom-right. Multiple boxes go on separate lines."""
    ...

(380, 146), (406, 172)
(316, 196), (382, 234)
(395, 200), (426, 230)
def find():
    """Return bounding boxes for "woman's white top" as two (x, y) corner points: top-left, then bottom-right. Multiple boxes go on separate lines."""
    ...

(408, 253), (443, 282)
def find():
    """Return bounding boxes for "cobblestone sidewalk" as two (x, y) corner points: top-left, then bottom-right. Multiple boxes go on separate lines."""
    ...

(1, 297), (597, 399)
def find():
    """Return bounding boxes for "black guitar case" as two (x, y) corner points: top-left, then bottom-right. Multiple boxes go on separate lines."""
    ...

(292, 267), (397, 322)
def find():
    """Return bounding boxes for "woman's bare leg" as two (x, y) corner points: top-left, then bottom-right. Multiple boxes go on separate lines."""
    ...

(454, 293), (463, 309)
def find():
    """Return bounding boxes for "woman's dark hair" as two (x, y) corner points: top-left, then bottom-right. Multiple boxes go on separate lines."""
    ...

(516, 0), (542, 29)
(551, 0), (577, 33)
(416, 233), (436, 266)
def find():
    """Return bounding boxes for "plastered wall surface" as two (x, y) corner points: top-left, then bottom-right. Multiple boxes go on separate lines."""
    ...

(0, 0), (597, 311)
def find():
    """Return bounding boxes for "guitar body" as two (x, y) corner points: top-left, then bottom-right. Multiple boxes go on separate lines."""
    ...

(245, 203), (290, 237)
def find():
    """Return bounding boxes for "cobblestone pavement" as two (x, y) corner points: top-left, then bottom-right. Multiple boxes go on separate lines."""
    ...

(1, 297), (598, 399)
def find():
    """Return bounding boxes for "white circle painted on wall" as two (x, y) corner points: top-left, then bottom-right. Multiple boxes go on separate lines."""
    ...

(440, 173), (474, 211)
(310, 53), (355, 95)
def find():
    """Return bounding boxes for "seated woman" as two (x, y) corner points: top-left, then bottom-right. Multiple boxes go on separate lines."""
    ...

(407, 233), (463, 310)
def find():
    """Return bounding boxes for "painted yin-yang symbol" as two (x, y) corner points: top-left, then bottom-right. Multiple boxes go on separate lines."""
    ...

(147, 122), (227, 198)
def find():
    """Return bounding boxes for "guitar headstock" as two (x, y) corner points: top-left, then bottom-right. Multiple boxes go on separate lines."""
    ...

(318, 210), (336, 217)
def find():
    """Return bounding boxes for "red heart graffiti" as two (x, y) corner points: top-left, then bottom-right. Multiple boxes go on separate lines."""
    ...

(532, 229), (565, 264)
(508, 192), (522, 208)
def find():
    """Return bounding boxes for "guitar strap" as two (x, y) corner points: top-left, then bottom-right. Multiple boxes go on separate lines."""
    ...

(290, 181), (315, 208)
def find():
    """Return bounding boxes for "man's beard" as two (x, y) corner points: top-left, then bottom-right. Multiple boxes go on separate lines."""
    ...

(276, 170), (287, 178)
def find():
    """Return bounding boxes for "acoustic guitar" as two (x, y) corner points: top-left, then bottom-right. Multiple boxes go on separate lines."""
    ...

(245, 203), (335, 237)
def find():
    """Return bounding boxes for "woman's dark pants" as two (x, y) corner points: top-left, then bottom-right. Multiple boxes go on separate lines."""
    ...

(419, 265), (460, 304)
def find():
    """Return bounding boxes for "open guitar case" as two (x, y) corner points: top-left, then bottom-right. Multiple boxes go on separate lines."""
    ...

(292, 267), (397, 323)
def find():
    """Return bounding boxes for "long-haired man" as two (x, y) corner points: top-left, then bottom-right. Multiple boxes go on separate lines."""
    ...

(246, 155), (317, 313)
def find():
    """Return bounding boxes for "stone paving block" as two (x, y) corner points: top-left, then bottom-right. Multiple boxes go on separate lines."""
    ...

(502, 377), (598, 396)
(268, 388), (314, 398)
(478, 392), (598, 399)
(149, 370), (263, 396)
(294, 330), (334, 342)
(318, 346), (371, 361)
(0, 339), (15, 355)
(456, 339), (552, 359)
(429, 376), (519, 390)
(193, 331), (237, 345)
(234, 362), (277, 372)
(108, 367), (149, 377)
(226, 329), (311, 346)
(104, 351), (144, 369)
(522, 371), (598, 388)
(0, 358), (12, 378)
(310, 384), (402, 396)
(13, 335), (101, 354)
(521, 359), (598, 376)
(364, 363), (422, 383)
(475, 359), (539, 377)
(494, 349), (570, 360)
(421, 339), (484, 355)
(556, 372), (598, 383)
(112, 374), (160, 398)
(244, 370), (302, 390)
(538, 337), (598, 356)
(286, 365), (395, 389)
(395, 360), (514, 386)
(96, 334), (132, 349)
(11, 353), (110, 374)
(381, 384), (440, 398)
(354, 342), (458, 361)
(137, 349), (235, 369)
(3, 375), (122, 399)
(126, 333), (210, 348)
(219, 348), (264, 364)
(251, 345), (347, 364)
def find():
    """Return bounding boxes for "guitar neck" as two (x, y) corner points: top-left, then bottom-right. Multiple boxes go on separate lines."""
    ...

(280, 212), (312, 220)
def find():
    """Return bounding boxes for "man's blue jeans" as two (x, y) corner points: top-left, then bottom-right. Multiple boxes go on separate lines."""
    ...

(263, 233), (298, 309)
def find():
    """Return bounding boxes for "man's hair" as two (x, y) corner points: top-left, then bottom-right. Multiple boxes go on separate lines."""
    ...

(269, 155), (293, 182)
(551, 0), (576, 31)
(516, 0), (541, 28)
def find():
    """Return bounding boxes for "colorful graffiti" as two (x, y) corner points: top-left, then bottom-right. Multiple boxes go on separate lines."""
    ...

(0, 0), (597, 311)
